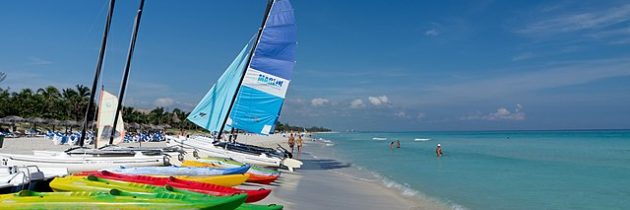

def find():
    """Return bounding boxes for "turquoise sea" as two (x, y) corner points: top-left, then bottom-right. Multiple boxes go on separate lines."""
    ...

(313, 130), (630, 210)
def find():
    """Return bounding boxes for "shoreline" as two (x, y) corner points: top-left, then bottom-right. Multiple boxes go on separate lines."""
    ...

(237, 134), (449, 209)
(0, 135), (448, 210)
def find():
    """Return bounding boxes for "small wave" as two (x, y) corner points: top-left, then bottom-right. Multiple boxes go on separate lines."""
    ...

(451, 204), (468, 210)
(372, 137), (387, 141)
(414, 138), (431, 141)
(370, 171), (419, 197)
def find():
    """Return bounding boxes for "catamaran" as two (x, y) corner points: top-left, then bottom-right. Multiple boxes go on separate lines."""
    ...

(0, 0), (172, 172)
(0, 165), (68, 193)
(167, 0), (302, 171)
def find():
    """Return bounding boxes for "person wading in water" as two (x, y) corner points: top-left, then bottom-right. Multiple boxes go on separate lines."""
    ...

(436, 144), (443, 157)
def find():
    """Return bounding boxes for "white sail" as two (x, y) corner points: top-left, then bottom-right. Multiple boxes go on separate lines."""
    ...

(96, 90), (125, 146)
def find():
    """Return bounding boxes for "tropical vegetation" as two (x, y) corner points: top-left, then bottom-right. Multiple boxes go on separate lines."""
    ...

(0, 85), (331, 132)
(0, 85), (192, 130)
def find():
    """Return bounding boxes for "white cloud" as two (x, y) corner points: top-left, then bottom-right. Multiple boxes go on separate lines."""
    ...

(394, 111), (408, 118)
(350, 99), (365, 109)
(368, 95), (389, 106)
(610, 37), (630, 45)
(154, 97), (175, 107)
(416, 113), (426, 120)
(311, 98), (330, 107)
(512, 52), (535, 61)
(425, 29), (439, 37)
(462, 104), (526, 121)
(26, 56), (52, 65)
(427, 58), (630, 103)
(518, 4), (630, 35)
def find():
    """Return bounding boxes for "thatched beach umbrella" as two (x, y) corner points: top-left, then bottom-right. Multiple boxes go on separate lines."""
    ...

(62, 120), (78, 126)
(128, 122), (140, 129)
(48, 119), (61, 131)
(160, 124), (171, 129)
(48, 119), (61, 125)
(2, 116), (24, 132)
(28, 117), (46, 124)
(78, 120), (97, 130)
(0, 118), (11, 125)
(3, 115), (25, 123)
(27, 117), (46, 130)
(62, 120), (78, 133)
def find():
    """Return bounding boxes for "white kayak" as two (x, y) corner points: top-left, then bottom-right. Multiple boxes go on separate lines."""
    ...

(0, 151), (169, 173)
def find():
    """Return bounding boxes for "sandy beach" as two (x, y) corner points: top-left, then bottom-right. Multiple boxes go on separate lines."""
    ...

(0, 135), (446, 210)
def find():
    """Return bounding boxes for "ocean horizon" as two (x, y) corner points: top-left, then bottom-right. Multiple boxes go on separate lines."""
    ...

(313, 129), (630, 210)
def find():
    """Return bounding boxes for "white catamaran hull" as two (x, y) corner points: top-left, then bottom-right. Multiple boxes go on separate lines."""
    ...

(0, 152), (168, 173)
(192, 135), (302, 170)
(166, 136), (303, 171)
(1, 165), (68, 192)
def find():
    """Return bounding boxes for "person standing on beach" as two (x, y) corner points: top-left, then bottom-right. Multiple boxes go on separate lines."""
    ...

(436, 144), (443, 157)
(230, 128), (238, 143)
(288, 133), (295, 153)
(296, 134), (303, 152)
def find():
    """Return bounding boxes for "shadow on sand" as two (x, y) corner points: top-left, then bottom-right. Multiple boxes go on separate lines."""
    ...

(299, 159), (351, 170)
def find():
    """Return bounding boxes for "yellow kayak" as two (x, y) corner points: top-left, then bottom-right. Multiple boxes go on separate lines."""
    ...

(174, 174), (249, 187)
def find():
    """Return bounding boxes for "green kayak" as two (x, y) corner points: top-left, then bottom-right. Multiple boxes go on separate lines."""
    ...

(0, 190), (244, 210)
(50, 175), (283, 210)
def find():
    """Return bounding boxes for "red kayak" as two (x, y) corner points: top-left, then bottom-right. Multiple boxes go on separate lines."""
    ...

(76, 170), (270, 203)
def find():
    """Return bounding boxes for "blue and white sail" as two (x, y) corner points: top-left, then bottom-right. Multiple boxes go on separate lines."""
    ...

(229, 0), (296, 135)
(187, 42), (253, 132)
(187, 0), (296, 135)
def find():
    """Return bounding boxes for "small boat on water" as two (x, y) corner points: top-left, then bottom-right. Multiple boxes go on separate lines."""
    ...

(107, 165), (250, 176)
(0, 189), (247, 210)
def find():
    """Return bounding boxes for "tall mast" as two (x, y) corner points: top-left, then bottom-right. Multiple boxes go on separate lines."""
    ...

(217, 0), (275, 140)
(79, 0), (116, 148)
(109, 0), (146, 144)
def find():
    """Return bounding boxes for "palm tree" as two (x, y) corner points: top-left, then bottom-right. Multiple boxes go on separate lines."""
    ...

(14, 88), (40, 117)
(37, 86), (61, 119)
(61, 88), (79, 120)
(149, 107), (166, 125)
(75, 85), (91, 120)
(0, 88), (10, 117)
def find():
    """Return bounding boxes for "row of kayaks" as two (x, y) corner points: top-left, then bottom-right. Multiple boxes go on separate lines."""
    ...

(0, 157), (285, 209)
(0, 135), (299, 209)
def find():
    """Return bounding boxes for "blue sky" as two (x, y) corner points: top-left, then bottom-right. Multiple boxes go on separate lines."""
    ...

(1, 0), (629, 131)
